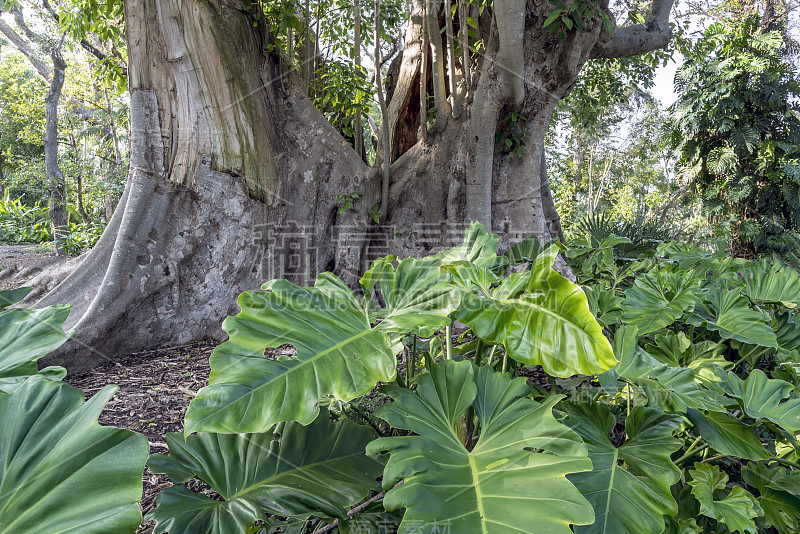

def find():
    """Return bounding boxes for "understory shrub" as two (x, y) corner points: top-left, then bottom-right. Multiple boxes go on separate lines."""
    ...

(4, 223), (800, 533)
(0, 194), (50, 245)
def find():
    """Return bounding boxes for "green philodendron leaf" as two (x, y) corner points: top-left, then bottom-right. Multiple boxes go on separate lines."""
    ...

(443, 262), (500, 294)
(584, 285), (625, 327)
(688, 463), (763, 534)
(367, 361), (595, 533)
(686, 408), (769, 460)
(566, 403), (683, 534)
(0, 375), (148, 534)
(0, 305), (72, 379)
(688, 285), (777, 347)
(0, 287), (31, 308)
(645, 333), (731, 385)
(638, 365), (724, 413)
(454, 254), (616, 377)
(504, 234), (552, 266)
(363, 256), (460, 333)
(146, 413), (382, 533)
(606, 328), (722, 413)
(597, 326), (641, 395)
(359, 255), (394, 297)
(434, 221), (509, 272)
(743, 463), (800, 533)
(716, 368), (800, 433)
(622, 270), (701, 335)
(646, 332), (692, 366)
(740, 259), (800, 308)
(775, 312), (800, 358)
(185, 274), (397, 434)
(0, 366), (67, 394)
(664, 518), (702, 534)
(767, 464), (800, 496)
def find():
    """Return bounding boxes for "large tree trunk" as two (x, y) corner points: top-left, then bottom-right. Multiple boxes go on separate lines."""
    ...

(29, 0), (674, 372)
(384, 0), (610, 252)
(33, 0), (375, 372)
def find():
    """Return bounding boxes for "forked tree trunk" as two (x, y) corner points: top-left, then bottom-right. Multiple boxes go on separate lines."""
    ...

(29, 0), (675, 372)
(384, 0), (611, 251)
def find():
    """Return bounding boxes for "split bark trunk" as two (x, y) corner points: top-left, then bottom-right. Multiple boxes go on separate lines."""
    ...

(33, 0), (375, 372)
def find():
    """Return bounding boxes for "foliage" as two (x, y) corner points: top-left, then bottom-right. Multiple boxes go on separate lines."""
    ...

(669, 15), (800, 259)
(161, 223), (800, 533)
(543, 0), (612, 41)
(146, 413), (383, 533)
(335, 191), (361, 214)
(561, 227), (800, 533)
(0, 304), (72, 382)
(0, 49), (46, 169)
(688, 463), (762, 533)
(565, 403), (683, 533)
(62, 220), (105, 255)
(0, 286), (150, 532)
(9, 222), (800, 532)
(179, 223), (800, 532)
(369, 360), (595, 533)
(0, 194), (106, 251)
(550, 102), (698, 235)
(0, 11), (128, 250)
(494, 110), (529, 158)
(0, 194), (51, 245)
(0, 376), (149, 534)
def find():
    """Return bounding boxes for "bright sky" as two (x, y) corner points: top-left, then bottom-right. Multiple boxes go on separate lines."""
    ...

(652, 58), (681, 108)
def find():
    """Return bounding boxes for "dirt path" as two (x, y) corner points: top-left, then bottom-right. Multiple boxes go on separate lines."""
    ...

(0, 244), (64, 289)
(66, 341), (215, 534)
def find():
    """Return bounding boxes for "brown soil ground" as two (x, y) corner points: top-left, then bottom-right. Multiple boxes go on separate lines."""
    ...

(0, 244), (64, 288)
(67, 341), (215, 533)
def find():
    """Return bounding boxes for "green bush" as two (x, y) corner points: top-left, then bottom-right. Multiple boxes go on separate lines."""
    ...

(63, 220), (105, 255)
(670, 15), (800, 259)
(0, 193), (51, 245)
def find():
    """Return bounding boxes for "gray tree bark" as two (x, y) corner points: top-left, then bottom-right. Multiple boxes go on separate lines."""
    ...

(32, 0), (375, 372)
(44, 50), (68, 255)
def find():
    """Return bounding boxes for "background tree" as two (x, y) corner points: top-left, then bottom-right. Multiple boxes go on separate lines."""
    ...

(669, 14), (800, 259)
(0, 42), (47, 204)
(0, 3), (128, 252)
(0, 3), (70, 252)
(550, 97), (699, 233)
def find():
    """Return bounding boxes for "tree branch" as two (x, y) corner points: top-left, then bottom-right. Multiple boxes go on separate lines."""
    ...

(656, 184), (689, 226)
(590, 0), (675, 59)
(10, 6), (48, 45)
(0, 18), (52, 81)
(40, 0), (128, 75)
